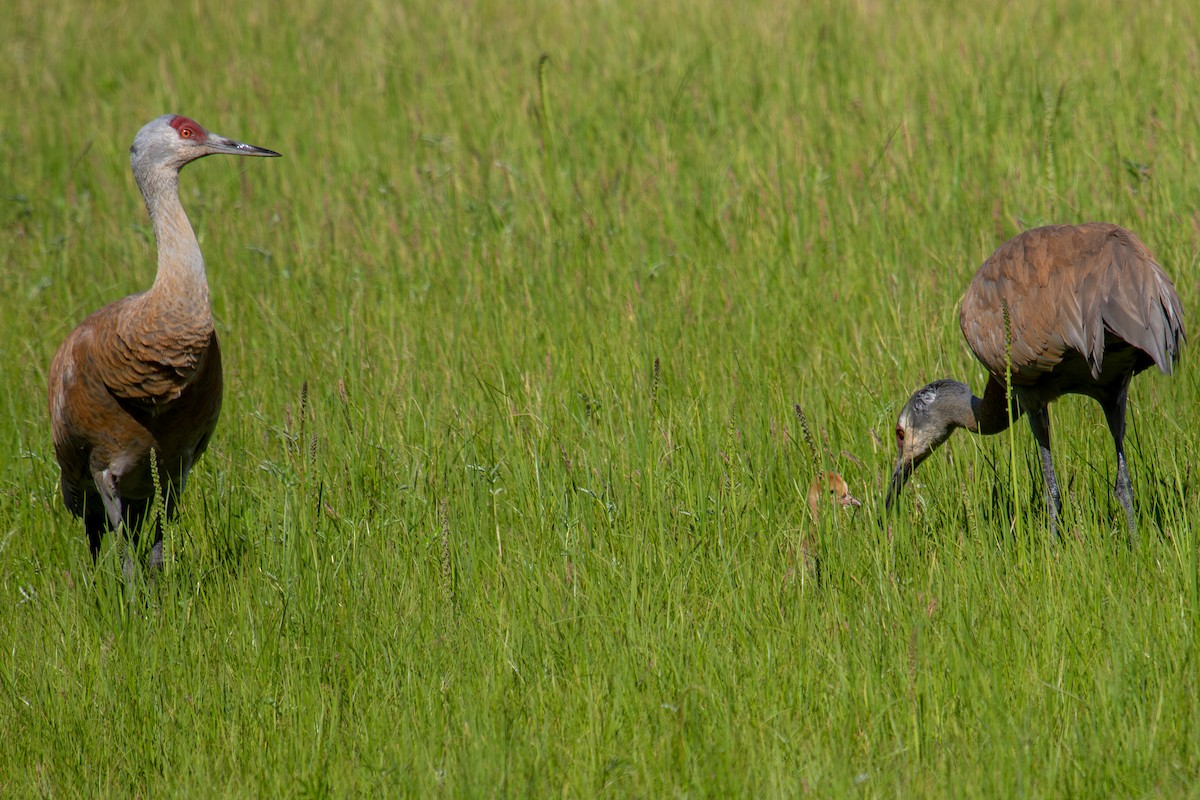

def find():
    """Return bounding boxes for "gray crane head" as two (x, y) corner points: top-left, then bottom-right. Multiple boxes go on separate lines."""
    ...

(130, 115), (281, 174)
(884, 379), (972, 510)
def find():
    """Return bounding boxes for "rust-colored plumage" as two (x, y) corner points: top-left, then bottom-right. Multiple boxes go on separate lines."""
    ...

(886, 223), (1184, 534)
(48, 114), (279, 568)
(806, 471), (862, 521)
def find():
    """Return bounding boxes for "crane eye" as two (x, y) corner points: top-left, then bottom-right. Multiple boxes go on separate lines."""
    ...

(179, 127), (193, 138)
(895, 426), (905, 444)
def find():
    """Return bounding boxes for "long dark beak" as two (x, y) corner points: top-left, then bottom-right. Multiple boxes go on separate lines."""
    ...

(207, 134), (282, 158)
(883, 458), (913, 511)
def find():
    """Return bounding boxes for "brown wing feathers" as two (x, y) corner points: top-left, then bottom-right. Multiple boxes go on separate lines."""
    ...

(960, 223), (1184, 383)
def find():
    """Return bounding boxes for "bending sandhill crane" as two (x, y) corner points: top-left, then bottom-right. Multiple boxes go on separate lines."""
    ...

(48, 115), (279, 569)
(885, 223), (1184, 534)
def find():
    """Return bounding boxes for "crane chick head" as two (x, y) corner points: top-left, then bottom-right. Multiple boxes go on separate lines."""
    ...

(885, 379), (972, 510)
(807, 471), (862, 521)
(131, 115), (281, 174)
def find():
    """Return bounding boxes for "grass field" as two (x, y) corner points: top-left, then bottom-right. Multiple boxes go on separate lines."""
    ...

(4, 0), (1200, 795)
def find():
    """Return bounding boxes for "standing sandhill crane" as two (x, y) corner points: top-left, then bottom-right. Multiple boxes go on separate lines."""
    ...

(885, 223), (1184, 535)
(48, 115), (280, 569)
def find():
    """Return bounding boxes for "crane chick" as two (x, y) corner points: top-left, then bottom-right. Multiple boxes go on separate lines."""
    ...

(807, 471), (862, 521)
(48, 115), (280, 570)
(886, 223), (1184, 535)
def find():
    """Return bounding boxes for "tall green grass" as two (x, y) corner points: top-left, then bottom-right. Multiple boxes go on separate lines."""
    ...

(3, 0), (1200, 795)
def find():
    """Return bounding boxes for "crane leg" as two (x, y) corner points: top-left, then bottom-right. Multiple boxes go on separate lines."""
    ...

(1025, 405), (1062, 536)
(1102, 380), (1136, 538)
(147, 513), (166, 572)
(146, 481), (177, 573)
(84, 510), (106, 562)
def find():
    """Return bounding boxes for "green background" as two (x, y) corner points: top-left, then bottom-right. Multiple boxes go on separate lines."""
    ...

(3, 0), (1200, 795)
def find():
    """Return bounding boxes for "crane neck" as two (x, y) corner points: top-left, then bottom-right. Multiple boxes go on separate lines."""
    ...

(136, 162), (211, 320)
(968, 376), (1024, 435)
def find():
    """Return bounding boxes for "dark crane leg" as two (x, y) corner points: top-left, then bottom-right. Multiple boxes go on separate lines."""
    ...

(147, 497), (169, 572)
(85, 512), (106, 562)
(1025, 404), (1063, 536)
(1102, 377), (1137, 537)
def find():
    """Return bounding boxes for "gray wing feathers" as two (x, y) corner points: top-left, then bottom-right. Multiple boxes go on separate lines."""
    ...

(1089, 228), (1184, 377)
